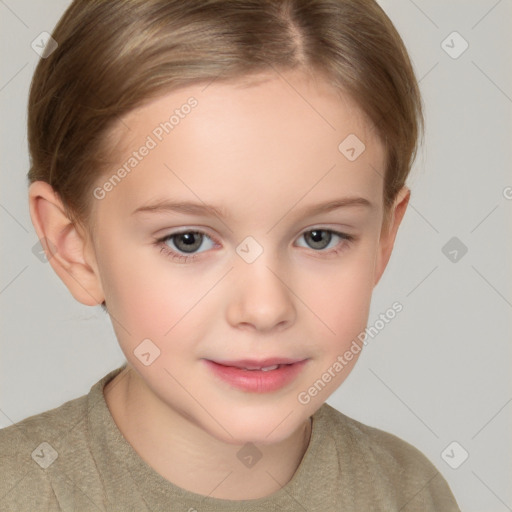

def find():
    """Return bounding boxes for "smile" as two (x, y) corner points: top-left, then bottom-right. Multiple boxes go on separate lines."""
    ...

(203, 359), (309, 393)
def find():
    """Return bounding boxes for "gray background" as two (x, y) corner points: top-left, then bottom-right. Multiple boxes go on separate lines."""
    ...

(1, 1), (511, 510)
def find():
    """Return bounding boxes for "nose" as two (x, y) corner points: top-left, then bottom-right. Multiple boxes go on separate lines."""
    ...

(225, 254), (297, 333)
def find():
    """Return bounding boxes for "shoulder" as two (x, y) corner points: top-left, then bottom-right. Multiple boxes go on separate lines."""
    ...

(315, 404), (460, 511)
(320, 403), (432, 468)
(0, 392), (89, 510)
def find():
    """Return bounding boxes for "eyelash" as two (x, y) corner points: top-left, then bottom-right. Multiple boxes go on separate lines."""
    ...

(154, 229), (355, 264)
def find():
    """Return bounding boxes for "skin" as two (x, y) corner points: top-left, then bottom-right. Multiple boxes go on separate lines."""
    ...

(28, 69), (409, 500)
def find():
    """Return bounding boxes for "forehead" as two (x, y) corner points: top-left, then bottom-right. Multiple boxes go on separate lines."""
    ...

(92, 70), (385, 222)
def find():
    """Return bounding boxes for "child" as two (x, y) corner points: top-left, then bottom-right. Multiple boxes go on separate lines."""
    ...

(1, 0), (461, 510)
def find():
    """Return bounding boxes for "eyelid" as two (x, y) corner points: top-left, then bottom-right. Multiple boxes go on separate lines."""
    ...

(293, 228), (354, 251)
(156, 228), (221, 249)
(154, 229), (220, 264)
(155, 225), (354, 244)
(154, 225), (356, 264)
(154, 225), (217, 238)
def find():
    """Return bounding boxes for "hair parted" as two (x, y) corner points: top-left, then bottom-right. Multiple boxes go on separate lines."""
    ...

(28, 0), (423, 233)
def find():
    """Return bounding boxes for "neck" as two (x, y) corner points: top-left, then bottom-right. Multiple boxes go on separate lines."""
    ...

(103, 366), (313, 500)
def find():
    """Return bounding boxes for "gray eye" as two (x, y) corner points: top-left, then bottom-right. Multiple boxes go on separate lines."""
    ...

(167, 232), (214, 254)
(302, 230), (333, 250)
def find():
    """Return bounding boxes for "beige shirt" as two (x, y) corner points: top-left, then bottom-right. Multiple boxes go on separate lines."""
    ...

(0, 365), (460, 511)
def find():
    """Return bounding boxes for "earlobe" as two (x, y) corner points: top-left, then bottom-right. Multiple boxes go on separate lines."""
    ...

(373, 186), (410, 287)
(28, 181), (105, 306)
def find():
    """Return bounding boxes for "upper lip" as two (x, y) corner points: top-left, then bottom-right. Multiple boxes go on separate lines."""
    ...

(209, 358), (306, 368)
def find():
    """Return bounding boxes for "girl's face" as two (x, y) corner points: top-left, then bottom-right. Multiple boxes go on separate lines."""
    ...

(85, 70), (406, 444)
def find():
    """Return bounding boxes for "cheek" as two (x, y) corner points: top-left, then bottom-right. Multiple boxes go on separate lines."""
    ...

(304, 244), (377, 345)
(96, 238), (207, 339)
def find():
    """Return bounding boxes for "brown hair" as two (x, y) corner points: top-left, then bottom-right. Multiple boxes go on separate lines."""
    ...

(28, 0), (422, 233)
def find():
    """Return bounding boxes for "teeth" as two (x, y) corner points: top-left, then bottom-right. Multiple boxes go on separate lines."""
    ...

(241, 364), (280, 371)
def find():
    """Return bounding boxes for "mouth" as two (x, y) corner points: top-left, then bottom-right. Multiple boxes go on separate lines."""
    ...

(203, 358), (309, 393)
(210, 358), (306, 370)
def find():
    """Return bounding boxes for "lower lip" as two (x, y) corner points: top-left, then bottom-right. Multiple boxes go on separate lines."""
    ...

(204, 360), (308, 393)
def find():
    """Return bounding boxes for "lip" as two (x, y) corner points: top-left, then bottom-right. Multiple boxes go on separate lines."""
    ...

(211, 357), (306, 368)
(203, 358), (309, 393)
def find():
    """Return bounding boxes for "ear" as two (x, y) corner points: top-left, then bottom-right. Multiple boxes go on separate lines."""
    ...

(373, 186), (410, 287)
(28, 181), (105, 306)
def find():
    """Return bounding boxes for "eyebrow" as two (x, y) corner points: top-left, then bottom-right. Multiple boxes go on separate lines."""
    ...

(131, 196), (373, 219)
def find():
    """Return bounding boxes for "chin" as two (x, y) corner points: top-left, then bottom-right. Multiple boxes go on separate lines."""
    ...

(204, 410), (306, 447)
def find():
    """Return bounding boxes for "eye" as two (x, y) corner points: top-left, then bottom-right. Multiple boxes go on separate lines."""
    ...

(155, 230), (217, 263)
(296, 229), (354, 253)
(155, 227), (355, 264)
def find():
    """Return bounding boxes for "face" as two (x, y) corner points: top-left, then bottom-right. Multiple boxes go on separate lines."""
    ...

(81, 70), (403, 445)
